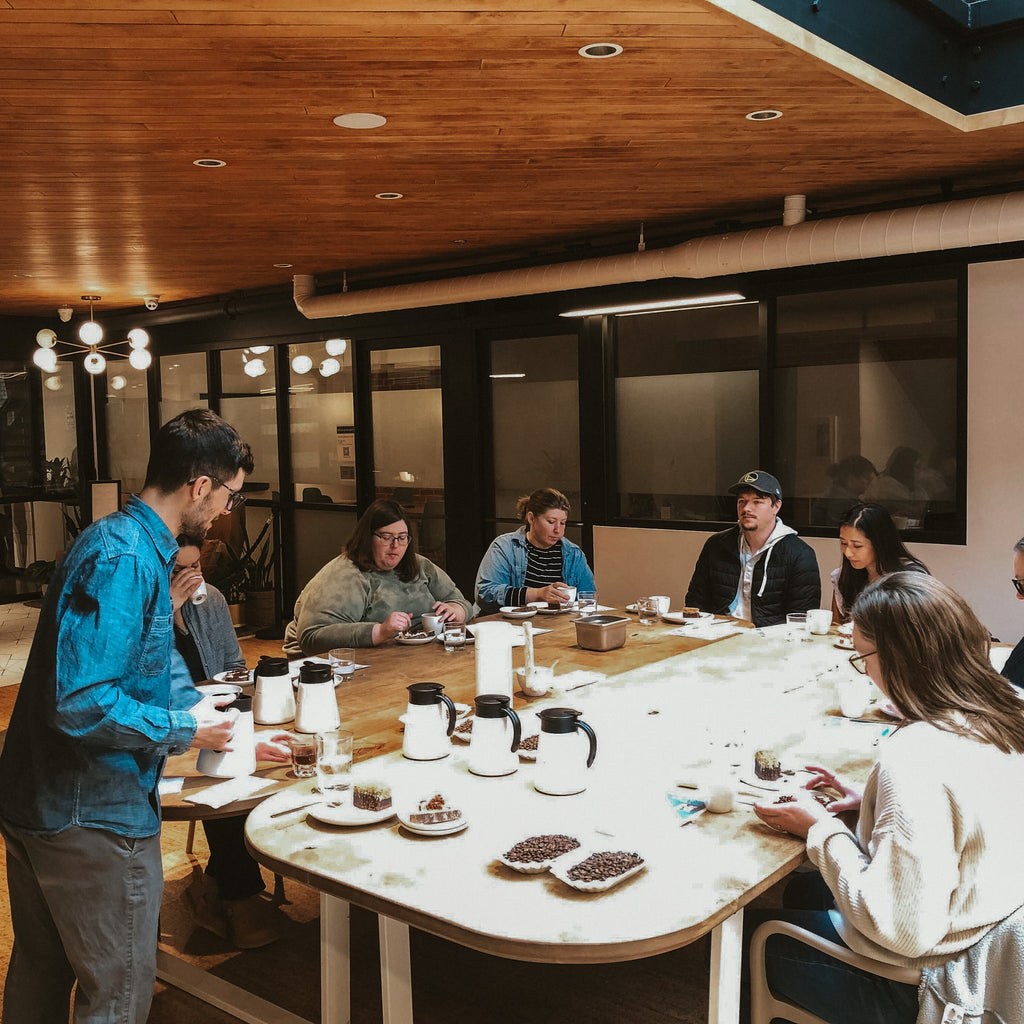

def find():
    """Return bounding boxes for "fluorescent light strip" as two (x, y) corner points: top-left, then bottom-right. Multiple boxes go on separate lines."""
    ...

(559, 292), (747, 317)
(489, 372), (526, 379)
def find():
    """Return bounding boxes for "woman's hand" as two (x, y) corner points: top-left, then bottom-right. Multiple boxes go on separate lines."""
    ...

(255, 731), (292, 762)
(431, 601), (465, 624)
(373, 611), (413, 644)
(753, 797), (831, 840)
(803, 764), (863, 813)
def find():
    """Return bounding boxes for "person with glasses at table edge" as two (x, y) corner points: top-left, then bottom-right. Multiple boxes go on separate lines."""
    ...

(745, 572), (1024, 1024)
(475, 486), (595, 616)
(284, 498), (471, 653)
(999, 535), (1024, 690)
(684, 470), (820, 627)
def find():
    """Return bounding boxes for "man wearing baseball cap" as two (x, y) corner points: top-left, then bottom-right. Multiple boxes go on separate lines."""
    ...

(685, 469), (820, 626)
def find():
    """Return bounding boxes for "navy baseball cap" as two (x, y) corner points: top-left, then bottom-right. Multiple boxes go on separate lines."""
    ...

(727, 470), (782, 501)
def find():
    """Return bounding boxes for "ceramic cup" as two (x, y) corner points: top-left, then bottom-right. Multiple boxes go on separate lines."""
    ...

(422, 613), (444, 636)
(806, 609), (832, 635)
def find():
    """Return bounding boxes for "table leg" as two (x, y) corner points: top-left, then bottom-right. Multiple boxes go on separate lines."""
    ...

(707, 908), (743, 1024)
(378, 915), (414, 1024)
(321, 894), (352, 1024)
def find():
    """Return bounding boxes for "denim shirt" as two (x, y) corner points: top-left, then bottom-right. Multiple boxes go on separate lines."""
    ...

(0, 495), (197, 837)
(474, 527), (596, 615)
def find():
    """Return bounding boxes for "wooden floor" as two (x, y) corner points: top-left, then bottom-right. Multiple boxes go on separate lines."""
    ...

(0, 681), (783, 1024)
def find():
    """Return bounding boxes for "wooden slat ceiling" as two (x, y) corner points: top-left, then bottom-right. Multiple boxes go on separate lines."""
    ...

(4, 1), (1024, 320)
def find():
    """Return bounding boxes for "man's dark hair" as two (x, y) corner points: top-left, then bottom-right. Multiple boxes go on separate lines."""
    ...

(143, 409), (253, 494)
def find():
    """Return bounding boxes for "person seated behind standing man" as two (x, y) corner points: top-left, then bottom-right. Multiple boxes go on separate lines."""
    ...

(831, 502), (928, 623)
(810, 454), (876, 528)
(685, 470), (820, 627)
(475, 487), (596, 615)
(1000, 535), (1024, 690)
(0, 408), (250, 1024)
(169, 533), (291, 949)
(284, 498), (471, 653)
(744, 573), (1024, 1024)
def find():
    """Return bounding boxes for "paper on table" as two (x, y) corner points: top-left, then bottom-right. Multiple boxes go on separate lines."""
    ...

(158, 777), (185, 796)
(666, 619), (743, 639)
(184, 775), (278, 809)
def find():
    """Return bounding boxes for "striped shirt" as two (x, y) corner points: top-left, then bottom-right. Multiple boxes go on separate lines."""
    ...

(505, 541), (564, 607)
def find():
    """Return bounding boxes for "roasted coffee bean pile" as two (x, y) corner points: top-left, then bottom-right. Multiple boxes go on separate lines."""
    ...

(504, 834), (580, 863)
(517, 734), (539, 751)
(774, 795), (797, 804)
(566, 851), (643, 881)
(455, 718), (473, 734)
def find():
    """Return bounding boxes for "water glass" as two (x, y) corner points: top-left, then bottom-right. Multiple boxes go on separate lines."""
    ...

(288, 734), (317, 778)
(316, 729), (354, 795)
(443, 622), (467, 652)
(329, 648), (355, 680)
(577, 590), (598, 615)
(637, 597), (659, 625)
(786, 612), (808, 636)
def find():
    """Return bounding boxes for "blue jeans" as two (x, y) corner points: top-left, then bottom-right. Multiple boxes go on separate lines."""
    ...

(1, 818), (163, 1024)
(742, 872), (919, 1024)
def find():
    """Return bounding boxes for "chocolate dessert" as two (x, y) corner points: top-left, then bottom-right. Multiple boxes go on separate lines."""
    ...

(754, 749), (781, 781)
(353, 781), (392, 812)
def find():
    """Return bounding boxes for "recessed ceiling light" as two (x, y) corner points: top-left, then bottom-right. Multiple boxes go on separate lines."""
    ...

(375, 192), (403, 200)
(193, 158), (227, 167)
(579, 43), (623, 59)
(14, 273), (34, 278)
(273, 263), (293, 269)
(333, 112), (387, 129)
(745, 109), (783, 121)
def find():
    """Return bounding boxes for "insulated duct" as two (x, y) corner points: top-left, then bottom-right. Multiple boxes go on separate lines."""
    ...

(294, 191), (1024, 319)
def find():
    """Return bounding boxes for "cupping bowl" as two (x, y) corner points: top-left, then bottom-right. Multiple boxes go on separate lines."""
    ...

(574, 614), (630, 652)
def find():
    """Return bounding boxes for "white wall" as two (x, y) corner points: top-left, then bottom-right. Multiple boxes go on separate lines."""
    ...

(594, 257), (1024, 646)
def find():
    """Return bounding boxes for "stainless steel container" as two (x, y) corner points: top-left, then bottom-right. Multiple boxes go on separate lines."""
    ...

(574, 614), (629, 652)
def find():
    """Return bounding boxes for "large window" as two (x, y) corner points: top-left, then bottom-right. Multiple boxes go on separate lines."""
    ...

(106, 363), (151, 496)
(775, 280), (959, 537)
(614, 303), (761, 522)
(220, 347), (279, 497)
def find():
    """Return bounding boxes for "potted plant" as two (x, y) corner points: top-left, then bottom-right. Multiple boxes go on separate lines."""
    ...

(210, 511), (278, 630)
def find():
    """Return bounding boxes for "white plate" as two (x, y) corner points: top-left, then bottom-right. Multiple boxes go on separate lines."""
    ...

(550, 850), (647, 892)
(661, 610), (712, 625)
(395, 632), (436, 645)
(196, 682), (242, 698)
(214, 669), (253, 684)
(500, 606), (538, 619)
(833, 637), (855, 651)
(398, 811), (468, 836)
(528, 603), (571, 616)
(837, 622), (854, 636)
(307, 801), (396, 827)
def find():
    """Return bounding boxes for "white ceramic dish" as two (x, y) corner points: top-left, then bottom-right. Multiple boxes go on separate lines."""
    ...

(662, 610), (712, 625)
(397, 811), (468, 836)
(395, 632), (435, 645)
(528, 602), (571, 615)
(500, 606), (538, 620)
(197, 682), (242, 698)
(550, 849), (647, 892)
(833, 637), (855, 651)
(837, 621), (854, 636)
(307, 801), (396, 827)
(213, 669), (253, 684)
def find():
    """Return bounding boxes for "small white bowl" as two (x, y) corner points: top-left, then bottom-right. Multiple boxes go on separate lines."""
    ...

(516, 666), (552, 697)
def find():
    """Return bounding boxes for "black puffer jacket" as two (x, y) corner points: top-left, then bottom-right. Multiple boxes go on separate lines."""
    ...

(684, 525), (820, 627)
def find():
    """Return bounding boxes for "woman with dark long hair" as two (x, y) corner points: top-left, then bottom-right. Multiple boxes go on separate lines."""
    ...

(748, 573), (1024, 1023)
(284, 499), (471, 652)
(831, 502), (927, 622)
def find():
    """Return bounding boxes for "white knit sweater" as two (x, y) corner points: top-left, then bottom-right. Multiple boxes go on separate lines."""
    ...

(806, 720), (1024, 968)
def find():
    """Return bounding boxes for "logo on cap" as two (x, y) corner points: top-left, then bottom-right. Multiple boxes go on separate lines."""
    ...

(743, 472), (759, 484)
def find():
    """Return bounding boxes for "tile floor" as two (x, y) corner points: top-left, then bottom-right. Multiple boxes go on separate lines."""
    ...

(0, 601), (39, 687)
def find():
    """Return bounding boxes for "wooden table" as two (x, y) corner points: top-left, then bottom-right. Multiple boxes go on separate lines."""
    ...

(243, 618), (882, 1024)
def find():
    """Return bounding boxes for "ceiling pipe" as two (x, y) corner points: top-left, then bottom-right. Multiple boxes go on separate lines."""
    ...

(294, 191), (1024, 319)
(783, 194), (807, 226)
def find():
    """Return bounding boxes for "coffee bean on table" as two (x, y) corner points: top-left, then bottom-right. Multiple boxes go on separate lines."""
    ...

(504, 834), (580, 863)
(565, 851), (644, 882)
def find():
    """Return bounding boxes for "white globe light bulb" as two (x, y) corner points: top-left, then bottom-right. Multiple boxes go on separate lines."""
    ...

(110, 375), (127, 391)
(36, 328), (58, 348)
(291, 355), (313, 374)
(129, 348), (152, 370)
(79, 320), (103, 345)
(249, 345), (271, 355)
(127, 328), (149, 349)
(319, 357), (341, 377)
(243, 358), (266, 378)
(84, 350), (106, 375)
(324, 337), (348, 357)
(33, 348), (58, 372)
(44, 376), (64, 391)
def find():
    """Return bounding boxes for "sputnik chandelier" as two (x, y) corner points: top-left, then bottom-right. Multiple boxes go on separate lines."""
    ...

(290, 337), (348, 377)
(33, 296), (153, 377)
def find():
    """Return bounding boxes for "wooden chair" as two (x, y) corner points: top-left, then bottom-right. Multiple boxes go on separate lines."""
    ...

(749, 920), (921, 1024)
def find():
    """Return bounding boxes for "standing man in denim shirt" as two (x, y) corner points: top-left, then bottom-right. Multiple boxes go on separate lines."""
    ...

(0, 408), (254, 1024)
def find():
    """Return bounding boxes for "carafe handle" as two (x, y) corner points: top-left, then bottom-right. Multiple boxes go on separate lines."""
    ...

(577, 718), (598, 768)
(503, 706), (522, 753)
(439, 692), (457, 736)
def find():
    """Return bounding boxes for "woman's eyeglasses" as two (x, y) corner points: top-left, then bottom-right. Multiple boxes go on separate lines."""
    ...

(848, 650), (876, 675)
(374, 532), (410, 546)
(1012, 578), (1024, 597)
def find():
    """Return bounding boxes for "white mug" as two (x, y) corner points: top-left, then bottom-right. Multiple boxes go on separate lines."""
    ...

(422, 613), (443, 636)
(190, 580), (208, 605)
(806, 609), (832, 635)
(650, 595), (670, 615)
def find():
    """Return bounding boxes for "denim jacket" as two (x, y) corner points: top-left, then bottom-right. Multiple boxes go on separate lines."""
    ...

(474, 527), (596, 615)
(0, 495), (198, 837)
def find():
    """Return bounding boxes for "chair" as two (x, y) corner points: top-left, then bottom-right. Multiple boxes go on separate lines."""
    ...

(749, 920), (921, 1024)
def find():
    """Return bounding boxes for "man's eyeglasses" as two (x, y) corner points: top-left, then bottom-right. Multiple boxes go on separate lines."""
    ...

(189, 476), (246, 512)
(374, 532), (410, 546)
(848, 650), (876, 675)
(1012, 578), (1024, 597)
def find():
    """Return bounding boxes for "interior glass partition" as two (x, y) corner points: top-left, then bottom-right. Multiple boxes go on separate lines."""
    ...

(219, 347), (279, 498)
(105, 364), (150, 498)
(159, 352), (209, 423)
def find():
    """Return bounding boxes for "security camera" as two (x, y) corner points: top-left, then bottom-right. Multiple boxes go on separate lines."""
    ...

(144, 296), (160, 311)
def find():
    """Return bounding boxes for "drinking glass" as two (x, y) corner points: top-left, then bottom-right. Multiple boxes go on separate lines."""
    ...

(316, 730), (354, 795)
(637, 597), (659, 625)
(288, 734), (317, 778)
(577, 590), (597, 615)
(443, 622), (467, 652)
(329, 648), (355, 680)
(786, 612), (808, 638)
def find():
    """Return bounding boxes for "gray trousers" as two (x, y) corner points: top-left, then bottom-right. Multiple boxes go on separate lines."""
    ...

(0, 818), (163, 1024)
